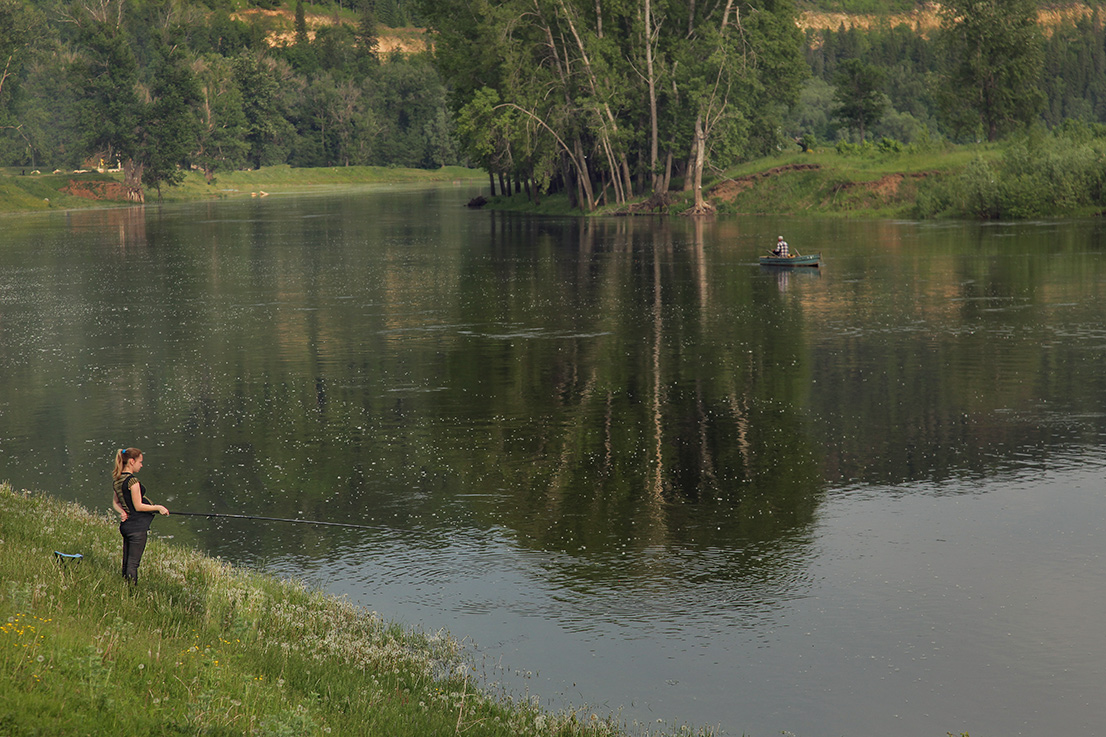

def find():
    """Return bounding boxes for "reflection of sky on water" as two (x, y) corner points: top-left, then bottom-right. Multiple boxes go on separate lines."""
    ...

(245, 456), (1106, 737)
(254, 521), (816, 733)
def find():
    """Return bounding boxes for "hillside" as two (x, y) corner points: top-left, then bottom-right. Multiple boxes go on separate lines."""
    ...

(798, 1), (1102, 35)
(231, 7), (427, 53)
(238, 2), (1104, 48)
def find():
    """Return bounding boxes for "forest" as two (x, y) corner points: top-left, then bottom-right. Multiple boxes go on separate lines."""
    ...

(4, 0), (1106, 210)
(0, 0), (450, 199)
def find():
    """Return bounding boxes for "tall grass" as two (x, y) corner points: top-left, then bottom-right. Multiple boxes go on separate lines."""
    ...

(0, 483), (708, 737)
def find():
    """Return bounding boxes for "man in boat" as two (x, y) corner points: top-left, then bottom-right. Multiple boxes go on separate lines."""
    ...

(773, 236), (790, 257)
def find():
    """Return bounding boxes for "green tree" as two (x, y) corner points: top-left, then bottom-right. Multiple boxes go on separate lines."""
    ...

(18, 50), (82, 168)
(71, 21), (145, 198)
(669, 0), (806, 211)
(294, 73), (377, 166)
(295, 0), (308, 45)
(0, 0), (47, 165)
(937, 0), (1044, 141)
(369, 54), (452, 168)
(423, 0), (804, 212)
(141, 49), (201, 198)
(355, 3), (379, 65)
(192, 53), (250, 181)
(233, 52), (294, 169)
(833, 57), (886, 141)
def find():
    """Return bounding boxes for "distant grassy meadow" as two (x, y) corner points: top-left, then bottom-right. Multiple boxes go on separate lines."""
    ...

(0, 165), (485, 213)
(0, 483), (708, 737)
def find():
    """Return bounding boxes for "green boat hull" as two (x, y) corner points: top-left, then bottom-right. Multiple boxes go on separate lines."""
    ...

(759, 253), (821, 267)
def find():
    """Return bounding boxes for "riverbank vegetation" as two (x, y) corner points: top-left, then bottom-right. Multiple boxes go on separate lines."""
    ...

(0, 482), (708, 736)
(714, 121), (1106, 218)
(483, 119), (1106, 219)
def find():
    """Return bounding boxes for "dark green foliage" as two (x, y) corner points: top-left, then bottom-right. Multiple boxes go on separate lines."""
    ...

(193, 53), (250, 180)
(355, 5), (379, 65)
(423, 0), (807, 208)
(832, 57), (886, 140)
(914, 125), (1106, 219)
(796, 8), (1106, 147)
(8, 0), (1106, 204)
(234, 52), (295, 169)
(71, 22), (144, 179)
(0, 0), (460, 187)
(370, 54), (455, 168)
(294, 0), (307, 46)
(142, 48), (202, 196)
(935, 0), (1044, 141)
(1039, 17), (1106, 127)
(0, 0), (46, 165)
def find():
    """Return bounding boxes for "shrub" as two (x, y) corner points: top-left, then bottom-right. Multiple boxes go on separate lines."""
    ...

(914, 130), (1106, 218)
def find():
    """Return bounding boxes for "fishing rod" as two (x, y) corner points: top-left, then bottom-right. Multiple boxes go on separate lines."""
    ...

(170, 511), (385, 531)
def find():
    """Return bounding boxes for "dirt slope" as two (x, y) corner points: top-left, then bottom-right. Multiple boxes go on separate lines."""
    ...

(799, 2), (1102, 37)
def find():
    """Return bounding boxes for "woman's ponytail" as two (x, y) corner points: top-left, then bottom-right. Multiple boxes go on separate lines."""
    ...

(112, 447), (142, 480)
(112, 447), (141, 507)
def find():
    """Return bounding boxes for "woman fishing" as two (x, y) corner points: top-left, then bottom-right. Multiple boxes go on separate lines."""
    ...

(112, 447), (168, 584)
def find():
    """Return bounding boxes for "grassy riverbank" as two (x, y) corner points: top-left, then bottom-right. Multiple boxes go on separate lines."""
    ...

(0, 483), (704, 737)
(491, 130), (1106, 220)
(486, 143), (1000, 219)
(703, 144), (990, 218)
(0, 165), (485, 213)
(10, 132), (1103, 220)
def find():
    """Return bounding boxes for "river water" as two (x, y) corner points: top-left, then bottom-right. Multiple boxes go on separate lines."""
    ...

(2, 185), (1105, 736)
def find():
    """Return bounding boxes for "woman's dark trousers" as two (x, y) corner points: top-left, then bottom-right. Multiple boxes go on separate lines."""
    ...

(120, 522), (148, 583)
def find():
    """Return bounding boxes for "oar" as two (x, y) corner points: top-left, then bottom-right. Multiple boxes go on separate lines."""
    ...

(171, 511), (384, 531)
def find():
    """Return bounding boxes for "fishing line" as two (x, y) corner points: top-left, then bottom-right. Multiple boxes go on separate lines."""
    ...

(170, 511), (385, 531)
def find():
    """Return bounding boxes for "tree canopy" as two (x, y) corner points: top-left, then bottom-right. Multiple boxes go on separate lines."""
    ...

(421, 0), (806, 212)
(937, 0), (1044, 141)
(0, 0), (453, 199)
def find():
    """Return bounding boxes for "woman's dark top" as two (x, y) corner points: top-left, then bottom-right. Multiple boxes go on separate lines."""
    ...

(115, 473), (155, 531)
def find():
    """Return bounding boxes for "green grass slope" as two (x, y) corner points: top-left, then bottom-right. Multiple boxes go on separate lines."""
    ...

(0, 483), (705, 737)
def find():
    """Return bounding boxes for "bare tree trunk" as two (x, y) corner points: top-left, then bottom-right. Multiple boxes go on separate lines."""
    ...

(683, 132), (696, 193)
(574, 138), (595, 210)
(600, 135), (625, 204)
(691, 116), (707, 213)
(531, 2), (597, 211)
(554, 0), (633, 202)
(645, 0), (660, 194)
(122, 158), (145, 203)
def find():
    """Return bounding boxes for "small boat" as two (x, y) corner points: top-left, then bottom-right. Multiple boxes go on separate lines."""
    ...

(759, 253), (821, 268)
